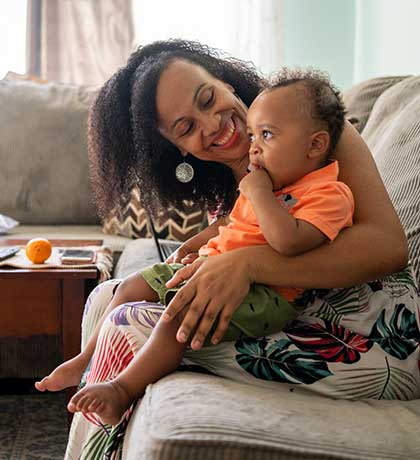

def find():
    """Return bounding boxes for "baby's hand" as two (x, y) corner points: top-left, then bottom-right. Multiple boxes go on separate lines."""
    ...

(180, 253), (199, 265)
(239, 169), (273, 199)
(166, 243), (195, 264)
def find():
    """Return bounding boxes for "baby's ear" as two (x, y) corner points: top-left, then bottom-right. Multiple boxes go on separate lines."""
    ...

(308, 131), (330, 159)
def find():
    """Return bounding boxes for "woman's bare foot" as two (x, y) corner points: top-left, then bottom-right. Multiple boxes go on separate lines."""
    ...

(35, 354), (89, 392)
(67, 380), (132, 426)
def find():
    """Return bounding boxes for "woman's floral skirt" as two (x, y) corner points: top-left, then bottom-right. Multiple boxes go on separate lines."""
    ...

(65, 267), (420, 460)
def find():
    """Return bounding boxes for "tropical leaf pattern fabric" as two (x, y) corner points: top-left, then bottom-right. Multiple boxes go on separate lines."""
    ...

(369, 304), (420, 359)
(235, 337), (333, 383)
(64, 266), (420, 460)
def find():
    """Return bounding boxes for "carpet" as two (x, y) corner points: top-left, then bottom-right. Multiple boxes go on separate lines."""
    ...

(0, 392), (68, 460)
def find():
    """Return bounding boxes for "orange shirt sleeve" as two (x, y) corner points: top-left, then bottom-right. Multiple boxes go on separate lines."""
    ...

(291, 181), (354, 241)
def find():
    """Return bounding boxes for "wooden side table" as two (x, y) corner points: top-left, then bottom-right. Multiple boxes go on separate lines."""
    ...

(0, 239), (103, 365)
(0, 268), (98, 364)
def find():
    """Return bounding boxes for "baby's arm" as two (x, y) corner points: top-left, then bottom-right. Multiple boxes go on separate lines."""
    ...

(239, 169), (327, 256)
(248, 188), (326, 256)
(166, 215), (229, 263)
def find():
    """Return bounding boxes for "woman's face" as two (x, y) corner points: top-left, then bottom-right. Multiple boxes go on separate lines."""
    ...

(156, 59), (250, 171)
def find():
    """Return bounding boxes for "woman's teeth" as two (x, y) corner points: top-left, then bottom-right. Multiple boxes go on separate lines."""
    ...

(213, 118), (235, 146)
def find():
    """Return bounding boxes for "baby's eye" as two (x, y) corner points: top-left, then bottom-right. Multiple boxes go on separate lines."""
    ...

(248, 133), (255, 142)
(262, 130), (273, 140)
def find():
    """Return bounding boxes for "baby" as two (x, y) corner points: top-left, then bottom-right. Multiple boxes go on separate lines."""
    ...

(36, 68), (353, 426)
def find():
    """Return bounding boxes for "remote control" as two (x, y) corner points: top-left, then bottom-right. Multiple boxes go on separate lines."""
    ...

(0, 246), (20, 261)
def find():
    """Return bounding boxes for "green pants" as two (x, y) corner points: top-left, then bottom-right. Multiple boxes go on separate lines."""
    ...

(141, 262), (297, 343)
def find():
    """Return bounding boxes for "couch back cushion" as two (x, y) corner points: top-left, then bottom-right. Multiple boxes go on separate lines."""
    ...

(342, 76), (410, 133)
(0, 80), (99, 224)
(359, 76), (420, 286)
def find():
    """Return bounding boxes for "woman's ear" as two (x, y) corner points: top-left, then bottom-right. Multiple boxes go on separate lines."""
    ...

(308, 131), (330, 159)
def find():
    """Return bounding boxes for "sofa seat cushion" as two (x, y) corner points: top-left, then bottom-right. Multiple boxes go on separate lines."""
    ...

(3, 225), (131, 255)
(124, 372), (420, 460)
(113, 238), (161, 279)
(113, 238), (181, 279)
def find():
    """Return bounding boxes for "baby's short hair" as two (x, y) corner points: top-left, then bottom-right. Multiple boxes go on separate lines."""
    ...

(267, 68), (346, 153)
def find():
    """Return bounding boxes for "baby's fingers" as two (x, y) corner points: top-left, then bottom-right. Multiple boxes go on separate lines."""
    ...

(165, 254), (175, 263)
(181, 253), (199, 265)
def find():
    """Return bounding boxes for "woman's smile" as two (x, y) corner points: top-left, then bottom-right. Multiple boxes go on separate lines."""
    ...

(212, 117), (237, 147)
(156, 59), (249, 172)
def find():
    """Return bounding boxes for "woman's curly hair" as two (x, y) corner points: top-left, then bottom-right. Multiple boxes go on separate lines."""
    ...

(88, 39), (264, 219)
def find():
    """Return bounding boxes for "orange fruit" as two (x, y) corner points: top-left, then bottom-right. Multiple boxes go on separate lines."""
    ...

(25, 238), (52, 263)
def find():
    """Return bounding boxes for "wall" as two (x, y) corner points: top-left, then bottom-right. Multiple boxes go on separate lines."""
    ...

(282, 0), (420, 89)
(354, 0), (420, 83)
(282, 0), (356, 90)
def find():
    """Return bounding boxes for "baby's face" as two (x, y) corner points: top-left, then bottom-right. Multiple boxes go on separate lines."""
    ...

(246, 86), (314, 189)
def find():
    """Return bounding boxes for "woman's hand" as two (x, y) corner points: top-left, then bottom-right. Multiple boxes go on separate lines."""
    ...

(166, 243), (197, 264)
(162, 252), (252, 350)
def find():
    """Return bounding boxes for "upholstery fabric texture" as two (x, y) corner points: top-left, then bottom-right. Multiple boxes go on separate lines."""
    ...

(0, 80), (99, 225)
(342, 75), (410, 133)
(113, 238), (165, 278)
(360, 76), (420, 287)
(102, 187), (207, 242)
(123, 372), (420, 460)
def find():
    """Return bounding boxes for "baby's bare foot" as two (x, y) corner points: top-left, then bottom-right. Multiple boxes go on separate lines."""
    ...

(67, 381), (132, 426)
(35, 354), (89, 392)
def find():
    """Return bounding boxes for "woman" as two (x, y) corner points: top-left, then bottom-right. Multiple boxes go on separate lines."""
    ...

(65, 40), (420, 459)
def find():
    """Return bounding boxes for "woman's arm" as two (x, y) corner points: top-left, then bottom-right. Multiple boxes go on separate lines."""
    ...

(163, 122), (408, 348)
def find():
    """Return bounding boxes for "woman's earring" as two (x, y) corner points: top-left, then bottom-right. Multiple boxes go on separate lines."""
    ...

(175, 159), (194, 183)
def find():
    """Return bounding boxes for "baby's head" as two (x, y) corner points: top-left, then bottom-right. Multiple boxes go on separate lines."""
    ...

(247, 68), (345, 189)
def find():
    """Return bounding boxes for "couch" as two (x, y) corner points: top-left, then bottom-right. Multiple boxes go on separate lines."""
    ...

(3, 75), (420, 459)
(0, 79), (162, 378)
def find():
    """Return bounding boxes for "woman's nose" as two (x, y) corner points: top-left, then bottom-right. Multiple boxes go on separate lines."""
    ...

(202, 112), (221, 137)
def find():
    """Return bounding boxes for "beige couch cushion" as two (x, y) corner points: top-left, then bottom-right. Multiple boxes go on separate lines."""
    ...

(361, 76), (420, 287)
(124, 372), (420, 460)
(343, 76), (409, 132)
(0, 80), (99, 225)
(113, 238), (182, 278)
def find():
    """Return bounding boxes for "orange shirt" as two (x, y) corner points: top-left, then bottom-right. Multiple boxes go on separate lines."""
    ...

(199, 161), (354, 300)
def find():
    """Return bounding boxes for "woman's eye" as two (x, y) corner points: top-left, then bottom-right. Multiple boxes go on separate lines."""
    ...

(263, 130), (273, 140)
(203, 89), (214, 108)
(181, 122), (194, 137)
